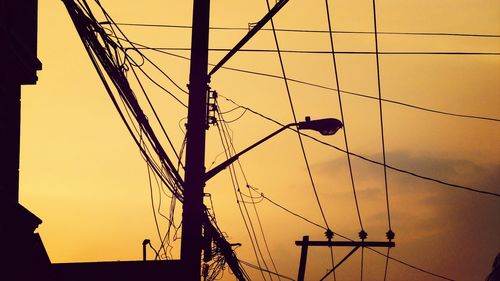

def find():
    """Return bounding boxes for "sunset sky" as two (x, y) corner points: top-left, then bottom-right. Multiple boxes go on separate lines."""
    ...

(19, 0), (499, 280)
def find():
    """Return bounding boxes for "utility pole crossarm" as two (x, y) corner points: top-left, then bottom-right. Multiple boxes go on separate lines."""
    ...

(295, 235), (395, 281)
(295, 240), (395, 247)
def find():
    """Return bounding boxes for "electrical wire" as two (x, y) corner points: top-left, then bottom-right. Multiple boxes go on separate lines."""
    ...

(216, 110), (273, 280)
(371, 1), (394, 279)
(146, 156), (169, 259)
(217, 100), (282, 281)
(220, 95), (500, 198)
(113, 22), (500, 38)
(215, 118), (268, 280)
(368, 247), (454, 281)
(64, 2), (182, 201)
(323, 0), (364, 231)
(264, 0), (331, 232)
(94, 1), (189, 97)
(128, 60), (184, 167)
(263, 1), (338, 277)
(115, 38), (500, 123)
(239, 260), (295, 281)
(65, 3), (249, 278)
(261, 188), (455, 280)
(65, 2), (498, 280)
(371, 0), (393, 234)
(259, 185), (455, 280)
(135, 47), (500, 56)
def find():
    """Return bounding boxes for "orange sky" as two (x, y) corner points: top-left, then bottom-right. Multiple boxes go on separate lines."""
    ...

(20, 0), (499, 280)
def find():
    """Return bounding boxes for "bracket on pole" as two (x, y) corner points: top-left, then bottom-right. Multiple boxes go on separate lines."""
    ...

(295, 235), (395, 281)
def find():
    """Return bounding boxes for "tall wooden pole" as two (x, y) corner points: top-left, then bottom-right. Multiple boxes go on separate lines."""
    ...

(180, 0), (211, 280)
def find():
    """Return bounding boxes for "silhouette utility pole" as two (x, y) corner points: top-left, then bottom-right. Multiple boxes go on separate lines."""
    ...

(180, 0), (211, 280)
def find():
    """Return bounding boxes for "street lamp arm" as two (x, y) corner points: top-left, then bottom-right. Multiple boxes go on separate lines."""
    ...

(205, 123), (295, 181)
(204, 117), (343, 181)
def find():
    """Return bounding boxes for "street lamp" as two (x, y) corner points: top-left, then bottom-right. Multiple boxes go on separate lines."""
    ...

(205, 116), (343, 181)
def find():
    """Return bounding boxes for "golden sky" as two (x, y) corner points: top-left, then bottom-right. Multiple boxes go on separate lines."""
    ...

(20, 0), (499, 280)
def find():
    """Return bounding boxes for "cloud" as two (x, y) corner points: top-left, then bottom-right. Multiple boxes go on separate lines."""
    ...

(314, 151), (500, 280)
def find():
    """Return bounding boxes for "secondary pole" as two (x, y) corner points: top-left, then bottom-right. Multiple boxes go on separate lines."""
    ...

(180, 0), (211, 280)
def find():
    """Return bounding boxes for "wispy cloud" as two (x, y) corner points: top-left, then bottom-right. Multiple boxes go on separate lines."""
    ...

(314, 151), (500, 280)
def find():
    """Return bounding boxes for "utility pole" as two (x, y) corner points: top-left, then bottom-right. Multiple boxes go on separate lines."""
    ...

(180, 0), (211, 280)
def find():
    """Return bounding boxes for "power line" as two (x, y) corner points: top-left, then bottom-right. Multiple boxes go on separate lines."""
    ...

(135, 47), (500, 56)
(215, 117), (272, 281)
(112, 22), (500, 38)
(265, 1), (338, 277)
(239, 260), (296, 281)
(371, 1), (394, 279)
(262, 193), (326, 230)
(323, 0), (364, 231)
(367, 248), (455, 281)
(220, 95), (500, 198)
(260, 187), (455, 280)
(264, 0), (331, 232)
(371, 0), (393, 234)
(216, 98), (283, 281)
(118, 38), (500, 123)
(146, 162), (168, 259)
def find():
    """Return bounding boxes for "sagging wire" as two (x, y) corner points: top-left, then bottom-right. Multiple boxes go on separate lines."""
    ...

(65, 0), (185, 196)
(219, 95), (500, 198)
(146, 142), (169, 259)
(94, 0), (189, 97)
(264, 0), (337, 278)
(323, 0), (365, 233)
(215, 111), (272, 281)
(65, 1), (186, 262)
(125, 39), (500, 124)
(370, 0), (395, 279)
(216, 99), (283, 280)
(65, 1), (250, 277)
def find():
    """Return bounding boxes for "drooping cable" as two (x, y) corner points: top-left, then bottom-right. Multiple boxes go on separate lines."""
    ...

(115, 38), (500, 124)
(64, 1), (183, 199)
(65, 2), (249, 277)
(214, 116), (268, 280)
(216, 111), (273, 280)
(135, 47), (500, 56)
(264, 1), (338, 278)
(369, 247), (454, 281)
(371, 0), (393, 236)
(261, 190), (454, 280)
(239, 260), (295, 281)
(264, 0), (331, 232)
(113, 22), (500, 38)
(127, 60), (184, 168)
(94, 0), (189, 97)
(244, 186), (282, 281)
(217, 100), (282, 281)
(220, 95), (500, 198)
(146, 159), (168, 259)
(323, 0), (364, 231)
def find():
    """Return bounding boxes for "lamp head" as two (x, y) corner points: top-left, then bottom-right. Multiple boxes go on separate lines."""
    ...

(297, 116), (343, 136)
